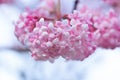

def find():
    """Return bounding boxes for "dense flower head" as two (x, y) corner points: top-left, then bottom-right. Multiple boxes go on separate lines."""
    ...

(27, 18), (96, 62)
(74, 5), (120, 48)
(103, 0), (120, 15)
(103, 0), (120, 6)
(15, 4), (97, 62)
(0, 0), (14, 4)
(15, 0), (57, 45)
(15, 2), (120, 62)
(92, 9), (120, 48)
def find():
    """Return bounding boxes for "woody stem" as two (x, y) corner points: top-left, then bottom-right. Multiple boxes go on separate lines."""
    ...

(73, 0), (79, 11)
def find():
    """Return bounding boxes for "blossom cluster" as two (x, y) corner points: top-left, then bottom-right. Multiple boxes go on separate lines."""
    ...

(92, 9), (120, 48)
(103, 0), (120, 15)
(15, 1), (120, 62)
(0, 0), (13, 4)
(70, 6), (120, 48)
(103, 0), (120, 5)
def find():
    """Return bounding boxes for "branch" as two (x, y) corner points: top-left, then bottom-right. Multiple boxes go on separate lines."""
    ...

(0, 46), (29, 53)
(73, 0), (79, 11)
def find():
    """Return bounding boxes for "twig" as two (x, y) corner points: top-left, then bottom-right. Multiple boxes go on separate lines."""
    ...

(0, 46), (29, 53)
(73, 0), (79, 11)
(55, 0), (61, 20)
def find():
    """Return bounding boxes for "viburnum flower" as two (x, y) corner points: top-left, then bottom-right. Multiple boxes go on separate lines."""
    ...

(70, 5), (120, 49)
(103, 0), (120, 6)
(103, 0), (120, 15)
(15, 0), (60, 45)
(15, 0), (96, 62)
(92, 9), (120, 49)
(0, 0), (14, 4)
(15, 0), (120, 62)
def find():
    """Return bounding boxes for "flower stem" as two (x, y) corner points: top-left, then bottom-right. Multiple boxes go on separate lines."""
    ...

(73, 0), (79, 11)
(55, 0), (61, 20)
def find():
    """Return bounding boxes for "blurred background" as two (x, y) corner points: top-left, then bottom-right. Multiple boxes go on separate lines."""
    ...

(0, 0), (120, 80)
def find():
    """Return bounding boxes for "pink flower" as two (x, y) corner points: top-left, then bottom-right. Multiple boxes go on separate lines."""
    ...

(93, 9), (120, 49)
(103, 0), (120, 6)
(15, 1), (120, 62)
(28, 17), (96, 62)
(103, 0), (120, 15)
(0, 0), (13, 4)
(69, 6), (120, 49)
(15, 4), (96, 62)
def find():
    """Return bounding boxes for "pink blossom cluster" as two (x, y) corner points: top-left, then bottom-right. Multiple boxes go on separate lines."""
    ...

(103, 0), (120, 5)
(28, 18), (96, 62)
(15, 0), (57, 45)
(15, 2), (120, 62)
(103, 0), (120, 15)
(15, 3), (96, 62)
(0, 0), (13, 4)
(92, 9), (120, 48)
(70, 6), (120, 48)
